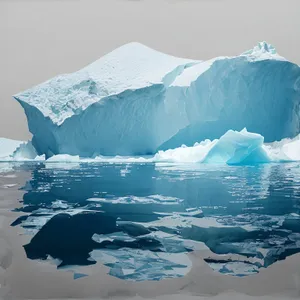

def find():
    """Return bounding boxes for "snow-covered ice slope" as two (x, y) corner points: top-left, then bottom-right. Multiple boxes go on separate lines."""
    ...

(14, 42), (300, 157)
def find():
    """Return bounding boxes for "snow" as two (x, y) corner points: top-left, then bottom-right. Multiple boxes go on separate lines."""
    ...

(13, 41), (300, 158)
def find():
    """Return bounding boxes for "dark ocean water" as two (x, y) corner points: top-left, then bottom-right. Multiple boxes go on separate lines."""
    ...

(4, 161), (300, 281)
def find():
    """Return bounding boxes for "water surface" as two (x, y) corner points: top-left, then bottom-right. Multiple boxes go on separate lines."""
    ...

(3, 162), (300, 281)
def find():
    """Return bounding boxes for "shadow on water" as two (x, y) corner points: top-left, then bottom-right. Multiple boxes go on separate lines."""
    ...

(8, 162), (300, 280)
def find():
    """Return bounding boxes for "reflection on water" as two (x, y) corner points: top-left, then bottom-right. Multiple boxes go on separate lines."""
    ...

(5, 162), (300, 281)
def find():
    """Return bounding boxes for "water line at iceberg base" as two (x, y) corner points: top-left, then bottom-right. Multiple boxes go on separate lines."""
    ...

(2, 128), (300, 165)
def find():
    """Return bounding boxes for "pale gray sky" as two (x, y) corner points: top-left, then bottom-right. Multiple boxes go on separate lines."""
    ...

(1, 0), (300, 140)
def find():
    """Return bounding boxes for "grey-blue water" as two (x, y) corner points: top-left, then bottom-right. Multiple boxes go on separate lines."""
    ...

(5, 162), (300, 281)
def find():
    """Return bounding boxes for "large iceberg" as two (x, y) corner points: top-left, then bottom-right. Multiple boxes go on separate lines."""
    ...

(14, 42), (300, 157)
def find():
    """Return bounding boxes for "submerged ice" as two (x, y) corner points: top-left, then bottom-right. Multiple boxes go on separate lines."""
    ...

(14, 41), (300, 157)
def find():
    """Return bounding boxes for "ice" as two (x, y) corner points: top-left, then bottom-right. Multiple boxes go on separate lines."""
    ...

(13, 141), (39, 160)
(154, 129), (300, 164)
(155, 128), (270, 165)
(241, 41), (286, 61)
(206, 260), (260, 277)
(42, 129), (300, 165)
(51, 200), (69, 209)
(89, 248), (192, 281)
(0, 138), (23, 159)
(46, 154), (80, 162)
(15, 43), (195, 126)
(92, 232), (136, 244)
(0, 138), (38, 161)
(264, 135), (300, 162)
(90, 231), (196, 281)
(2, 128), (300, 165)
(87, 195), (182, 205)
(14, 41), (300, 157)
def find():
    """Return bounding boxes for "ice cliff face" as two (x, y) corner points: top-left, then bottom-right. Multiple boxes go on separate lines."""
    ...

(14, 42), (300, 157)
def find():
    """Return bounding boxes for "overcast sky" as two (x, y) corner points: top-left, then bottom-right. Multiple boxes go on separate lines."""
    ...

(1, 0), (300, 140)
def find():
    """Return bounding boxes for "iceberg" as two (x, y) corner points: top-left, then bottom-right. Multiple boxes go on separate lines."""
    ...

(0, 138), (24, 160)
(0, 138), (38, 161)
(13, 41), (300, 158)
(154, 128), (270, 165)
